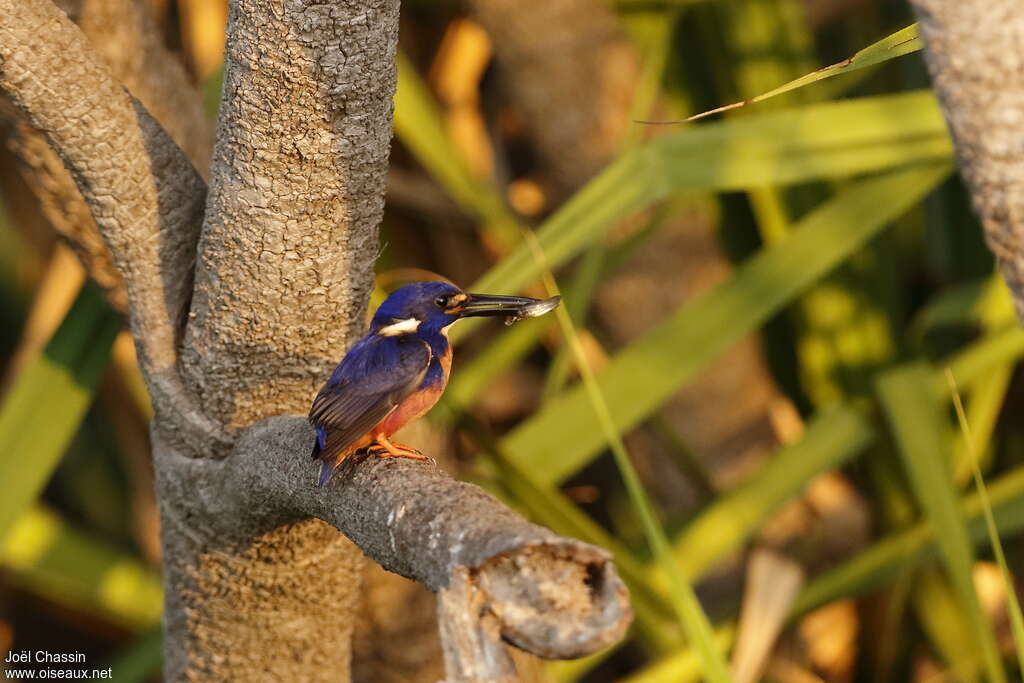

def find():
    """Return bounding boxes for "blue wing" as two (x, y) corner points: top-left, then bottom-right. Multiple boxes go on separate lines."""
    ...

(309, 333), (431, 473)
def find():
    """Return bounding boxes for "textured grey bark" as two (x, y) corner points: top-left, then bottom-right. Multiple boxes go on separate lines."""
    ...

(158, 0), (399, 678)
(180, 0), (391, 431)
(910, 0), (1024, 321)
(4, 0), (212, 313)
(1, 0), (632, 680)
(162, 416), (631, 681)
(0, 0), (216, 449)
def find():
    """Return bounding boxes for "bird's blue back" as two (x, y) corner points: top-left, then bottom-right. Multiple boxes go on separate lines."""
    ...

(309, 282), (462, 482)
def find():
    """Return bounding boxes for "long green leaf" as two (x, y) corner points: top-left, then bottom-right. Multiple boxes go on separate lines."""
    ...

(794, 464), (1024, 615)
(538, 270), (732, 682)
(657, 323), (1024, 615)
(465, 91), (949, 313)
(616, 626), (737, 683)
(1, 506), (162, 629)
(664, 406), (875, 584)
(679, 24), (921, 122)
(507, 318), (1024, 655)
(503, 164), (950, 485)
(876, 363), (1005, 683)
(0, 284), (121, 542)
(410, 87), (952, 437)
(942, 326), (1024, 394)
(636, 465), (1024, 683)
(949, 371), (1024, 678)
(912, 568), (985, 682)
(393, 51), (521, 252)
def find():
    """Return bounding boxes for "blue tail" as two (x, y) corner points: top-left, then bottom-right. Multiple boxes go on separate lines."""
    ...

(311, 426), (337, 487)
(318, 459), (338, 487)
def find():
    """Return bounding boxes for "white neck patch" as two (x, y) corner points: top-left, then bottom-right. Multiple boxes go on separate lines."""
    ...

(378, 317), (420, 336)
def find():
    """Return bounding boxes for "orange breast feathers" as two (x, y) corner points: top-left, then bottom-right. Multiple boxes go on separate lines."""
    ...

(374, 344), (453, 438)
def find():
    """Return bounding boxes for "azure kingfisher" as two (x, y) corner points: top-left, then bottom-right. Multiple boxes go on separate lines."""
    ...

(310, 280), (560, 486)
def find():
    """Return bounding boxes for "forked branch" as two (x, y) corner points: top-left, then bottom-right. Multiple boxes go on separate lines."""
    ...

(158, 416), (633, 681)
(0, 1), (634, 679)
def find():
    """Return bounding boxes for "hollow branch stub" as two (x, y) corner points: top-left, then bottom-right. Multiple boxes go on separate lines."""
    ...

(229, 416), (633, 665)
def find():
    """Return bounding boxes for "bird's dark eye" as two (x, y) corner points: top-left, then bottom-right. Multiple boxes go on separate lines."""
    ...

(434, 296), (448, 309)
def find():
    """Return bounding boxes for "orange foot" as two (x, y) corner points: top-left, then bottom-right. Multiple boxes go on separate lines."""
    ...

(366, 435), (429, 461)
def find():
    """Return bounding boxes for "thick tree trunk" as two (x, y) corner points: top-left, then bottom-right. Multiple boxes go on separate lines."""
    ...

(910, 0), (1024, 321)
(157, 0), (399, 678)
(0, 1), (632, 680)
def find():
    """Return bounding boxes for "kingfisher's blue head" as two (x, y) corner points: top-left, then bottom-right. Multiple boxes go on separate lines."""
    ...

(370, 281), (560, 339)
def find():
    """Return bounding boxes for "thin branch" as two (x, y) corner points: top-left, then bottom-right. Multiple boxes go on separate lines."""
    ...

(6, 0), (215, 313)
(0, 0), (224, 448)
(157, 416), (632, 681)
(77, 0), (214, 174)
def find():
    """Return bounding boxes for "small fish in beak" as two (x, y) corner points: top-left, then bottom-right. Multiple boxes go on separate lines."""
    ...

(446, 293), (562, 325)
(502, 295), (561, 325)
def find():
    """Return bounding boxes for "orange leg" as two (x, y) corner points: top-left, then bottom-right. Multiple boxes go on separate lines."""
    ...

(366, 434), (429, 461)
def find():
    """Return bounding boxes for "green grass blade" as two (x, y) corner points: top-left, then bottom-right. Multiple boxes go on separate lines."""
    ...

(393, 51), (521, 251)
(503, 164), (950, 485)
(944, 275), (1017, 482)
(680, 24), (921, 122)
(1, 506), (162, 629)
(555, 301), (732, 682)
(659, 308), (1018, 592)
(913, 273), (1012, 337)
(517, 232), (731, 680)
(467, 91), (950, 311)
(616, 626), (737, 683)
(541, 242), (608, 401)
(952, 363), (1012, 484)
(948, 370), (1024, 678)
(793, 464), (1024, 615)
(664, 406), (875, 584)
(941, 326), (1024, 393)
(876, 363), (1005, 683)
(912, 567), (985, 682)
(476, 296), (1024, 651)
(0, 284), (121, 543)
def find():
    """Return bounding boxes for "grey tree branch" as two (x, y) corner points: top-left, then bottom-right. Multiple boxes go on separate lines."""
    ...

(0, 0), (222, 450)
(2, 0), (634, 679)
(6, 0), (214, 314)
(78, 0), (213, 173)
(910, 0), (1024, 321)
(157, 416), (632, 682)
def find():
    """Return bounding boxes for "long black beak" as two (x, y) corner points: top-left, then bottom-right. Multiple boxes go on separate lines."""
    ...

(449, 292), (561, 320)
